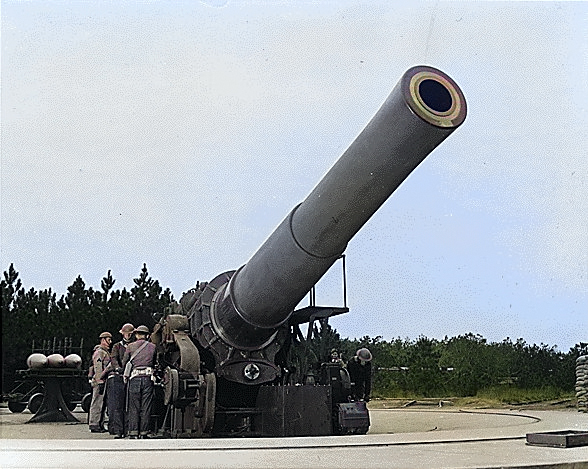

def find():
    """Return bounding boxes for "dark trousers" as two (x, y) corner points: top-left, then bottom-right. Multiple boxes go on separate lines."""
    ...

(351, 381), (366, 400)
(106, 375), (126, 436)
(127, 376), (153, 436)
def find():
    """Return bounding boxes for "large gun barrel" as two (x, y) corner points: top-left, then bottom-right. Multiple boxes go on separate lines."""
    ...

(171, 65), (467, 389)
(211, 65), (466, 351)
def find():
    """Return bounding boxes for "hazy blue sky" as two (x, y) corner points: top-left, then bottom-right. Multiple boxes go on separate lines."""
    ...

(2, 1), (587, 351)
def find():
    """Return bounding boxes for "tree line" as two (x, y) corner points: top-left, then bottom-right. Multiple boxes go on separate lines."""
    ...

(286, 322), (581, 400)
(342, 334), (581, 399)
(1, 264), (172, 392)
(1, 264), (582, 398)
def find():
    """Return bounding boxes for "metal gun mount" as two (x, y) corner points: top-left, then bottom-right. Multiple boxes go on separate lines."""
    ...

(152, 65), (467, 437)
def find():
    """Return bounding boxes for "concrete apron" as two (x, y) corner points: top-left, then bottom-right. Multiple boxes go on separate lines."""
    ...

(1, 409), (588, 468)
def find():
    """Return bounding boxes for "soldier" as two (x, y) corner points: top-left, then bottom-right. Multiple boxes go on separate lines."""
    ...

(122, 325), (157, 439)
(88, 331), (112, 433)
(329, 348), (345, 366)
(104, 323), (134, 438)
(346, 348), (372, 402)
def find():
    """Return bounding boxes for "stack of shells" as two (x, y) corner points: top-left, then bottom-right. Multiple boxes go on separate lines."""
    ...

(27, 353), (82, 369)
(577, 354), (588, 413)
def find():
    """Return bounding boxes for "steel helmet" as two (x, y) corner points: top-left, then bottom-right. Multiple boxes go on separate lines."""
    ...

(99, 331), (112, 339)
(134, 325), (150, 334)
(119, 323), (135, 334)
(356, 348), (372, 362)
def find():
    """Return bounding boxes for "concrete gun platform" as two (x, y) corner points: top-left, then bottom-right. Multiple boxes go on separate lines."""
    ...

(1, 406), (587, 468)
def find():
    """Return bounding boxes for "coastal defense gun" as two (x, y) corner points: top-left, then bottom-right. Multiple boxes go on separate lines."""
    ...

(152, 65), (467, 437)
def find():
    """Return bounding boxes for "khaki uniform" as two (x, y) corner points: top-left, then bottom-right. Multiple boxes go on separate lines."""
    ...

(88, 344), (111, 431)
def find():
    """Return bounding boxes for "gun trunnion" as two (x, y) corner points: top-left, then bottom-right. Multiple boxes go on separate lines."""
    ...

(152, 65), (467, 437)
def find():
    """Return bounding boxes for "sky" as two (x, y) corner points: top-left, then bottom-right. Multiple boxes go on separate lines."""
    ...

(1, 0), (587, 352)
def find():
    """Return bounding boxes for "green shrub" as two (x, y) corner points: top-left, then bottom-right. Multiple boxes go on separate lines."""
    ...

(475, 385), (572, 404)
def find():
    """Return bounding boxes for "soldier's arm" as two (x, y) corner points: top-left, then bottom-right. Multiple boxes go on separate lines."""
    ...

(121, 347), (131, 369)
(364, 365), (372, 399)
(94, 351), (105, 382)
(102, 357), (114, 377)
(109, 343), (122, 370)
(150, 345), (157, 368)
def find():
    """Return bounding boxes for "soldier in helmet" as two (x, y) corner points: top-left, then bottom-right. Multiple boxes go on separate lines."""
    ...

(122, 325), (157, 439)
(103, 323), (135, 438)
(346, 348), (373, 402)
(88, 331), (112, 433)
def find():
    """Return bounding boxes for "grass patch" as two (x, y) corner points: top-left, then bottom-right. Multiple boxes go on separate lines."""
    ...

(475, 386), (572, 404)
(452, 396), (504, 408)
(372, 385), (575, 409)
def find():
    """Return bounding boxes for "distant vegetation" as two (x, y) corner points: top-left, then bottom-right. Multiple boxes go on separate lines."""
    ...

(1, 264), (583, 399)
(356, 336), (579, 401)
(294, 323), (581, 401)
(1, 263), (172, 393)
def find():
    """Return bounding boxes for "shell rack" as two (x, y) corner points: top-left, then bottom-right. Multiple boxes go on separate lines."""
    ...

(16, 368), (88, 423)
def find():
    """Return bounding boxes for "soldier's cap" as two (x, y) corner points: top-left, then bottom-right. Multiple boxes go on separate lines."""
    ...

(134, 325), (150, 334)
(99, 331), (112, 339)
(119, 323), (135, 334)
(356, 348), (372, 362)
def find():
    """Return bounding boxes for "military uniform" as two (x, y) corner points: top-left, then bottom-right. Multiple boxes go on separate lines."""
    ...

(122, 330), (157, 438)
(330, 349), (345, 366)
(104, 337), (132, 437)
(347, 353), (372, 402)
(88, 333), (112, 432)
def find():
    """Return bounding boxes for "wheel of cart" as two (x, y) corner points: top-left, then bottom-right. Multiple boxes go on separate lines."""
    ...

(7, 399), (27, 413)
(28, 393), (44, 414)
(65, 397), (78, 411)
(26, 391), (77, 414)
(81, 392), (92, 413)
(6, 379), (45, 413)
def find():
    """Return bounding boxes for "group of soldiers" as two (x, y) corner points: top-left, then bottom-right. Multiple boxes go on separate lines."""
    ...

(329, 347), (373, 402)
(88, 323), (157, 439)
(87, 324), (372, 437)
